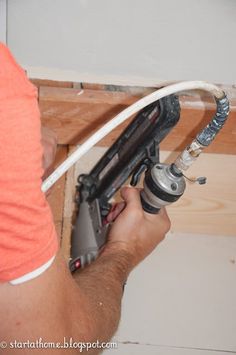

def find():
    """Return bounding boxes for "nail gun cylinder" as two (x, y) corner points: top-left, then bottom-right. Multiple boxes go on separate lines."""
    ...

(141, 163), (186, 214)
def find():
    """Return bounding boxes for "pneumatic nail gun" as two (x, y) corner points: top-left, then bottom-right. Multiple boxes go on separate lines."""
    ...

(69, 91), (229, 272)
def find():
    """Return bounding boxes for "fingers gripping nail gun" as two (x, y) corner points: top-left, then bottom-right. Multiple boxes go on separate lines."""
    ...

(69, 92), (229, 272)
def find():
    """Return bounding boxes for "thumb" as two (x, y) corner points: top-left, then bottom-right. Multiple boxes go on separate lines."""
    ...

(120, 186), (142, 209)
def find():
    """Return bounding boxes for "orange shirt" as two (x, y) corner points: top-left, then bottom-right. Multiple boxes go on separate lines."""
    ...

(0, 43), (58, 282)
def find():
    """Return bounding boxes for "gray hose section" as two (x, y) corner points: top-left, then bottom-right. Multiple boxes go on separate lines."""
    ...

(196, 94), (230, 146)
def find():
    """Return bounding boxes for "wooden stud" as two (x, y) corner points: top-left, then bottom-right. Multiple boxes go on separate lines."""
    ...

(47, 145), (68, 239)
(61, 147), (77, 260)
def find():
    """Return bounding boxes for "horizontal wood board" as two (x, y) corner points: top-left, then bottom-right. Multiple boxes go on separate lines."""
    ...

(38, 85), (236, 154)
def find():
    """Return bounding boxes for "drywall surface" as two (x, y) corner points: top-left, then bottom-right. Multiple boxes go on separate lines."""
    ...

(105, 233), (236, 354)
(7, 0), (236, 85)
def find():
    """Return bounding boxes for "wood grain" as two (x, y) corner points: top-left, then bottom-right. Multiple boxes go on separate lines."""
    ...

(65, 147), (236, 237)
(38, 85), (236, 154)
(30, 78), (73, 89)
(47, 145), (67, 239)
(40, 86), (139, 105)
(161, 151), (236, 236)
(61, 147), (77, 259)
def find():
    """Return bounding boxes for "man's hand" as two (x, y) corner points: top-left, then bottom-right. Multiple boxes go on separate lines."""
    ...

(41, 126), (57, 178)
(104, 186), (171, 269)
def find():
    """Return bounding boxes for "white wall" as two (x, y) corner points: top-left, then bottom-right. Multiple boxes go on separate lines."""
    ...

(0, 0), (7, 43)
(7, 0), (236, 85)
(109, 232), (236, 354)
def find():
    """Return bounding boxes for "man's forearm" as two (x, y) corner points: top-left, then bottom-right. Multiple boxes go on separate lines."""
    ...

(73, 245), (132, 343)
(0, 247), (132, 355)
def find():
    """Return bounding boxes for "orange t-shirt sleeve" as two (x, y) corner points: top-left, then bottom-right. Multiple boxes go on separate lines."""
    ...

(0, 43), (58, 282)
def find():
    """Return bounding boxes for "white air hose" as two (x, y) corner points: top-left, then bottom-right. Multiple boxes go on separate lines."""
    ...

(42, 81), (225, 193)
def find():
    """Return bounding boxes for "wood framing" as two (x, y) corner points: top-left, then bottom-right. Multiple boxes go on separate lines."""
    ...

(37, 83), (236, 154)
(41, 80), (235, 244)
(47, 146), (67, 238)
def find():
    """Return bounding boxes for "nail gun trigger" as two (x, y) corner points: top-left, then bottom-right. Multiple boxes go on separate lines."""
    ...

(130, 161), (150, 186)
